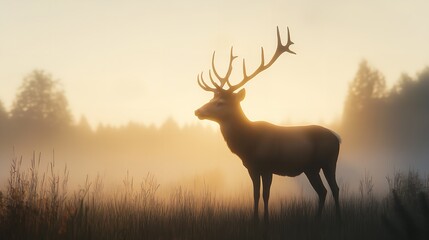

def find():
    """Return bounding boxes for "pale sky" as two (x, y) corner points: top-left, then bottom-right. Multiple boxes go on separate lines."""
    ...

(1, 0), (428, 128)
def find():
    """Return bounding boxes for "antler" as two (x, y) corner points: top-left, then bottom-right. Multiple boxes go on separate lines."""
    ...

(197, 26), (295, 92)
(228, 26), (295, 92)
(211, 47), (237, 89)
(197, 72), (217, 92)
(197, 47), (238, 92)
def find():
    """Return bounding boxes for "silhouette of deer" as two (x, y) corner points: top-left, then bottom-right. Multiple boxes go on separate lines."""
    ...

(195, 27), (341, 223)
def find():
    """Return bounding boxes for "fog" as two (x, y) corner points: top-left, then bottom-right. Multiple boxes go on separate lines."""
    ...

(1, 65), (429, 200)
(0, 117), (301, 201)
(338, 62), (429, 194)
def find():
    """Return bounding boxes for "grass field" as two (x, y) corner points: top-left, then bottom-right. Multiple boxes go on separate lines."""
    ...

(1, 155), (428, 239)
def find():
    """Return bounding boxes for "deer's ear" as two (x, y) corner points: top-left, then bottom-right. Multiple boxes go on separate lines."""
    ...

(236, 89), (246, 101)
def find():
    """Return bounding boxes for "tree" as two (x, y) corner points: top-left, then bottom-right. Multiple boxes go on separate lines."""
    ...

(343, 60), (387, 116)
(342, 61), (388, 150)
(390, 67), (429, 107)
(386, 67), (429, 150)
(10, 70), (72, 129)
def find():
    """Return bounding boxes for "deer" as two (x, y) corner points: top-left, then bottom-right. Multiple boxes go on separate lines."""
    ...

(194, 27), (341, 223)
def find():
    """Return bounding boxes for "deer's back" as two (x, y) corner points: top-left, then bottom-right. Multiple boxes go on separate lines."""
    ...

(242, 122), (340, 176)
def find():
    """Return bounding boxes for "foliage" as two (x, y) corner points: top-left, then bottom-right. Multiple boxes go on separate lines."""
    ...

(341, 62), (429, 166)
(383, 191), (429, 240)
(342, 61), (388, 150)
(344, 60), (387, 115)
(1, 156), (429, 239)
(10, 70), (72, 130)
(386, 170), (429, 204)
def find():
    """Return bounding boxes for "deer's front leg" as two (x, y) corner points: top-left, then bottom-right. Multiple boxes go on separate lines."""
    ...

(249, 171), (261, 222)
(262, 173), (273, 224)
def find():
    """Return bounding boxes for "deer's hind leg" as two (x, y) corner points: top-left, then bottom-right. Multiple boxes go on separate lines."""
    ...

(322, 163), (341, 218)
(305, 170), (327, 219)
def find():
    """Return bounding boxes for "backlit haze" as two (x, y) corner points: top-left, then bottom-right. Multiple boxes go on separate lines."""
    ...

(1, 1), (429, 199)
(1, 0), (428, 127)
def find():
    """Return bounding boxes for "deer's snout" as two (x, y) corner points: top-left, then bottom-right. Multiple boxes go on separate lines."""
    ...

(195, 108), (204, 120)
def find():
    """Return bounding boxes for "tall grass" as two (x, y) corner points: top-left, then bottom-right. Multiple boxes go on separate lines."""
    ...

(1, 155), (429, 239)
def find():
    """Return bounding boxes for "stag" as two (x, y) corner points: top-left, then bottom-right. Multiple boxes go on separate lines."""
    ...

(194, 27), (341, 222)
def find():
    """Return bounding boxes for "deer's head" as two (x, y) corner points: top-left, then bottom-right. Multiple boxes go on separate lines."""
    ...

(195, 27), (296, 124)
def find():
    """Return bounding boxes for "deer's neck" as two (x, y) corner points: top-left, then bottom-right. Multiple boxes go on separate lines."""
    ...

(219, 108), (253, 156)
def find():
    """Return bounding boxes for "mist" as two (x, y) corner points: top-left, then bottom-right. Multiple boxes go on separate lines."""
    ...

(0, 71), (298, 200)
(1, 64), (429, 201)
(338, 61), (429, 194)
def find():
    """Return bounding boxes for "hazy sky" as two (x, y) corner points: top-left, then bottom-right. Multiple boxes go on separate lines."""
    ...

(1, 0), (428, 127)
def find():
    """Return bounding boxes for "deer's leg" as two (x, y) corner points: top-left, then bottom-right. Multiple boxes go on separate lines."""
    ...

(323, 164), (341, 218)
(249, 170), (261, 222)
(305, 170), (327, 219)
(262, 173), (273, 224)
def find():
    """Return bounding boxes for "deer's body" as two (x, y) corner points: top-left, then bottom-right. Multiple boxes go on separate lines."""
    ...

(221, 121), (340, 177)
(195, 27), (341, 223)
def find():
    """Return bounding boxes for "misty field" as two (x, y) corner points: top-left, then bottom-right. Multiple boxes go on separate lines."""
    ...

(1, 155), (429, 240)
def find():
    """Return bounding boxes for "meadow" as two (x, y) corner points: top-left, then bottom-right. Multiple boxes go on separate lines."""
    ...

(1, 154), (428, 240)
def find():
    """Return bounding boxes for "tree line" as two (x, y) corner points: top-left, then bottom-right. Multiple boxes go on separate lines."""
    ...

(341, 61), (429, 167)
(0, 70), (225, 175)
(1, 64), (429, 168)
(0, 70), (216, 144)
